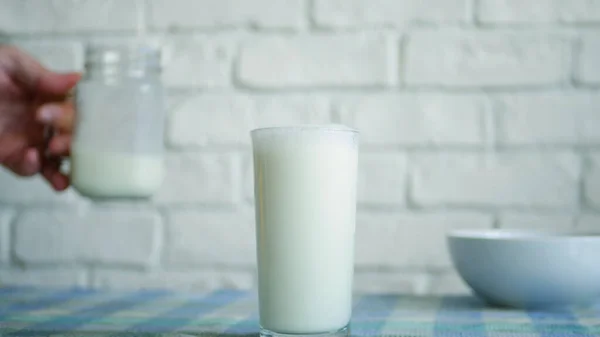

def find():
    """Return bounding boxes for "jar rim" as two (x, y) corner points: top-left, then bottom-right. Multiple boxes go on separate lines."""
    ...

(85, 42), (161, 68)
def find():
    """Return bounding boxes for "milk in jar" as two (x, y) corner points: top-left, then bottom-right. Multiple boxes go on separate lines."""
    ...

(72, 43), (165, 199)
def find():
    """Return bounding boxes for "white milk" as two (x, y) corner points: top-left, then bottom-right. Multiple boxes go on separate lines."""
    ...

(71, 149), (165, 199)
(252, 126), (358, 335)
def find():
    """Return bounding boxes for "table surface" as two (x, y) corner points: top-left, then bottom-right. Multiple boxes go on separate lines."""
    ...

(0, 287), (598, 337)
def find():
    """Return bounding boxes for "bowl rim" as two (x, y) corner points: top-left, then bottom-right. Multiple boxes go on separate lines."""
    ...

(447, 229), (600, 241)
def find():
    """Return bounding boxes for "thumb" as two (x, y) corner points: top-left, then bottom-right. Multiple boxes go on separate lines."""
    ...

(37, 71), (81, 96)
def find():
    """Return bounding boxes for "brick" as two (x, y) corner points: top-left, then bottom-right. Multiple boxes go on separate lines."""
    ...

(405, 32), (570, 87)
(0, 0), (144, 33)
(165, 210), (256, 267)
(154, 153), (239, 205)
(411, 153), (580, 207)
(0, 170), (81, 205)
(497, 92), (600, 145)
(168, 95), (251, 148)
(335, 94), (487, 146)
(429, 272), (471, 295)
(576, 214), (600, 233)
(168, 94), (330, 147)
(149, 0), (304, 30)
(498, 213), (575, 231)
(478, 0), (600, 24)
(478, 0), (555, 23)
(0, 268), (86, 287)
(358, 153), (407, 206)
(584, 154), (600, 208)
(93, 269), (254, 291)
(11, 42), (84, 72)
(354, 271), (429, 294)
(355, 212), (492, 269)
(314, 0), (469, 28)
(576, 37), (600, 84)
(165, 92), (190, 115)
(162, 36), (235, 88)
(15, 208), (161, 266)
(237, 35), (394, 88)
(0, 210), (13, 264)
(561, 1), (600, 22)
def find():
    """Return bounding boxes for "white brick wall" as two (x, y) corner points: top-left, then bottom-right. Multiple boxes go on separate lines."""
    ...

(0, 268), (87, 288)
(15, 207), (162, 267)
(313, 0), (470, 28)
(429, 272), (471, 295)
(496, 92), (600, 145)
(162, 36), (236, 89)
(238, 34), (395, 88)
(0, 172), (82, 205)
(477, 0), (600, 24)
(0, 0), (598, 294)
(576, 37), (600, 85)
(168, 94), (330, 147)
(149, 0), (305, 30)
(497, 213), (575, 231)
(164, 210), (256, 267)
(358, 153), (407, 206)
(154, 153), (240, 205)
(584, 153), (600, 208)
(411, 153), (580, 207)
(405, 32), (571, 87)
(578, 214), (600, 233)
(353, 272), (429, 295)
(0, 0), (143, 33)
(335, 94), (488, 146)
(355, 212), (492, 269)
(12, 41), (84, 72)
(0, 210), (13, 264)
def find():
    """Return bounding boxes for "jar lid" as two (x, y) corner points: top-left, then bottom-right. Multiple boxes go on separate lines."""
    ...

(85, 42), (161, 69)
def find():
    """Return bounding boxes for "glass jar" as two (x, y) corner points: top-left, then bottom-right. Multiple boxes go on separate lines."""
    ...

(71, 43), (166, 199)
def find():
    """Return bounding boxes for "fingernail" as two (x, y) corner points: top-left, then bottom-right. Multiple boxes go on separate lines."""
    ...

(24, 149), (40, 175)
(38, 105), (60, 122)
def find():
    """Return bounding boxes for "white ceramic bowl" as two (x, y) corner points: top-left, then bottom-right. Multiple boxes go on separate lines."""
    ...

(447, 229), (600, 308)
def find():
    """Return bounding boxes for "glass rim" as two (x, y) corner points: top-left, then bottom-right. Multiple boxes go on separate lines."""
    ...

(251, 124), (359, 135)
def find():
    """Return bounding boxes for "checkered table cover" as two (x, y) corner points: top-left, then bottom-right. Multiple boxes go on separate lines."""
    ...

(0, 287), (598, 336)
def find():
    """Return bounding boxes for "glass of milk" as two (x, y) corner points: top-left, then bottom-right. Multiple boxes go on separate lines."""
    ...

(251, 125), (359, 337)
(71, 43), (166, 199)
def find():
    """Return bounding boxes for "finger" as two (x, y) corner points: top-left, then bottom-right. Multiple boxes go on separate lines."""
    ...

(47, 134), (71, 157)
(36, 102), (75, 132)
(22, 148), (41, 175)
(41, 160), (70, 191)
(4, 148), (41, 177)
(1, 46), (46, 89)
(36, 72), (81, 96)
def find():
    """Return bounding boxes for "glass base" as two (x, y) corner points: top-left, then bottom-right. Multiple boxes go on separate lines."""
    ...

(260, 324), (349, 337)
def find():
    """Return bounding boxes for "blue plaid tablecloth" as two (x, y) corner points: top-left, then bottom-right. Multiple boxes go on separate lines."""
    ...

(0, 287), (598, 336)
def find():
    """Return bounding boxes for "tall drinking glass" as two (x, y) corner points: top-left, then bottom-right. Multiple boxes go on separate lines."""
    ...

(251, 125), (359, 337)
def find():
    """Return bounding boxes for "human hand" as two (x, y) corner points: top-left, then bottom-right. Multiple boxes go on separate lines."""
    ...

(0, 45), (80, 191)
